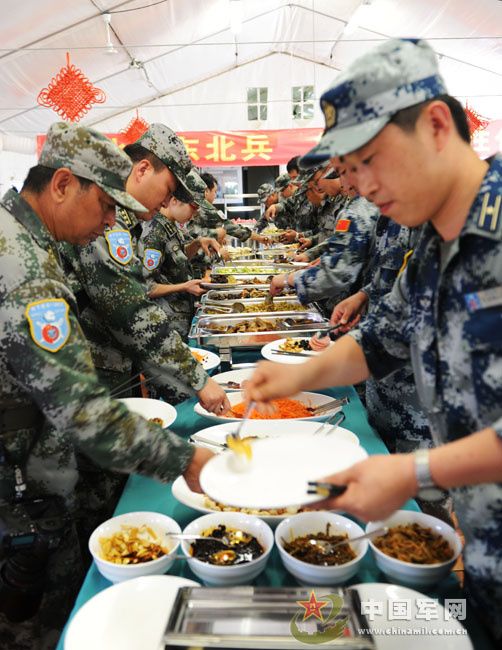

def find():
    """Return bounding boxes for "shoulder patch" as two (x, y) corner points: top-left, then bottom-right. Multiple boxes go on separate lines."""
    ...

(335, 217), (351, 233)
(105, 229), (133, 265)
(143, 248), (162, 271)
(25, 299), (71, 353)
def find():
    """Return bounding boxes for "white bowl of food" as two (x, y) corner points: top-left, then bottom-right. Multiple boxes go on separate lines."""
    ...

(366, 510), (463, 588)
(194, 391), (342, 423)
(181, 512), (274, 586)
(118, 398), (177, 428)
(275, 511), (368, 586)
(89, 511), (181, 583)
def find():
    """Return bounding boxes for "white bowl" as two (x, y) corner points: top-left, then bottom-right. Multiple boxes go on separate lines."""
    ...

(89, 511), (181, 583)
(118, 397), (177, 428)
(275, 511), (368, 585)
(181, 512), (274, 586)
(366, 510), (463, 588)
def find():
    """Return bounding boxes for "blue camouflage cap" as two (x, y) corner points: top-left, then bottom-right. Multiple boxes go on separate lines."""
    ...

(300, 38), (447, 168)
(39, 122), (147, 212)
(257, 183), (276, 204)
(135, 123), (194, 203)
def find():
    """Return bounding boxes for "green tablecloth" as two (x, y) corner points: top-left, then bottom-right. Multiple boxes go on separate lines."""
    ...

(56, 367), (494, 649)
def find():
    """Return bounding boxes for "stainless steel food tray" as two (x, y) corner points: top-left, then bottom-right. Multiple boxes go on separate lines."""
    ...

(201, 285), (296, 303)
(197, 297), (310, 317)
(190, 311), (328, 348)
(164, 586), (375, 649)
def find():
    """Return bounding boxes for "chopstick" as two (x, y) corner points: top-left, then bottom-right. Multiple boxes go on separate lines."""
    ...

(307, 481), (347, 498)
(271, 350), (317, 358)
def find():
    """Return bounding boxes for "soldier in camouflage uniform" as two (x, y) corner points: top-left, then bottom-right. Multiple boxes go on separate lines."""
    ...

(270, 190), (379, 316)
(58, 124), (229, 544)
(246, 39), (502, 642)
(0, 123), (213, 650)
(274, 172), (297, 199)
(328, 216), (432, 455)
(59, 124), (228, 409)
(139, 169), (218, 338)
(255, 183), (281, 232)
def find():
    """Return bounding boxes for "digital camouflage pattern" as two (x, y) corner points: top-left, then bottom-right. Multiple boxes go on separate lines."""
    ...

(294, 196), (379, 312)
(300, 38), (447, 167)
(358, 216), (431, 454)
(256, 182), (276, 205)
(59, 206), (208, 401)
(140, 215), (195, 338)
(0, 189), (195, 649)
(187, 200), (252, 243)
(274, 172), (292, 191)
(349, 156), (502, 640)
(39, 121), (146, 213)
(305, 194), (350, 261)
(185, 168), (213, 211)
(135, 123), (194, 203)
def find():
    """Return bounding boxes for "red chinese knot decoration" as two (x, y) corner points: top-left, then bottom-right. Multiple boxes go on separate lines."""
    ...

(120, 110), (149, 144)
(465, 103), (489, 137)
(37, 53), (106, 122)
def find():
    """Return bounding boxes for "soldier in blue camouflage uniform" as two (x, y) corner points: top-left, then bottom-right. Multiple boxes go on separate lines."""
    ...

(139, 170), (218, 338)
(329, 217), (431, 455)
(246, 39), (502, 642)
(270, 188), (379, 316)
(0, 123), (213, 650)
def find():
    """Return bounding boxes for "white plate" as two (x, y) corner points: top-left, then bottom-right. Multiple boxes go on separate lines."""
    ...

(191, 420), (360, 449)
(194, 391), (342, 423)
(261, 337), (326, 364)
(190, 347), (221, 371)
(171, 476), (301, 526)
(64, 575), (199, 650)
(211, 366), (256, 390)
(200, 433), (368, 509)
(117, 397), (177, 429)
(351, 583), (473, 650)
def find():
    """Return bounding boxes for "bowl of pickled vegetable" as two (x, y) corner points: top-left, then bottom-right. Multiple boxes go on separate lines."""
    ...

(181, 512), (274, 586)
(275, 512), (368, 585)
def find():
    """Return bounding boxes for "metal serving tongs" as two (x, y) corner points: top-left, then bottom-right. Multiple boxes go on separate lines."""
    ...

(312, 410), (346, 435)
(225, 400), (256, 460)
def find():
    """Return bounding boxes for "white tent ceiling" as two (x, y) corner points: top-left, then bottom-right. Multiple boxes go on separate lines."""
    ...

(0, 0), (501, 144)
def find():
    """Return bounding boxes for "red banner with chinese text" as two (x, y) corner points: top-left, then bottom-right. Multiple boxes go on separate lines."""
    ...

(36, 128), (323, 166)
(36, 122), (501, 164)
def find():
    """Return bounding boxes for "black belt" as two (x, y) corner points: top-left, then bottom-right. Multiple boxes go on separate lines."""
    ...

(0, 401), (44, 434)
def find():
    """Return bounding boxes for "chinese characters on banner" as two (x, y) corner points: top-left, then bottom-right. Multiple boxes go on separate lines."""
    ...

(36, 128), (323, 165)
(36, 122), (501, 165)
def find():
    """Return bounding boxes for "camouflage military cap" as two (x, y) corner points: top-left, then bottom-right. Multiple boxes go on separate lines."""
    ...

(257, 183), (276, 204)
(39, 122), (147, 212)
(300, 38), (447, 167)
(274, 173), (293, 191)
(184, 169), (213, 211)
(135, 123), (194, 203)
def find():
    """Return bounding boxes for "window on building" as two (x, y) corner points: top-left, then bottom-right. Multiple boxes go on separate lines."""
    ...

(247, 87), (268, 121)
(292, 85), (315, 120)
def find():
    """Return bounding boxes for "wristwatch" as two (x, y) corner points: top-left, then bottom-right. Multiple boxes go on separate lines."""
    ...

(414, 449), (444, 502)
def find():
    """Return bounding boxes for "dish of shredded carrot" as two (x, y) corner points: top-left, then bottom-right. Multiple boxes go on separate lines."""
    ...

(228, 399), (312, 419)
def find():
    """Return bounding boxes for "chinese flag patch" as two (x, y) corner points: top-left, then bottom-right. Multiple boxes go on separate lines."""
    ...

(335, 218), (351, 232)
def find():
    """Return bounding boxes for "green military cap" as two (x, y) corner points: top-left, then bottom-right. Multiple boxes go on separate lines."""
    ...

(39, 122), (147, 213)
(274, 173), (293, 191)
(257, 182), (276, 205)
(185, 169), (213, 211)
(135, 123), (194, 204)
